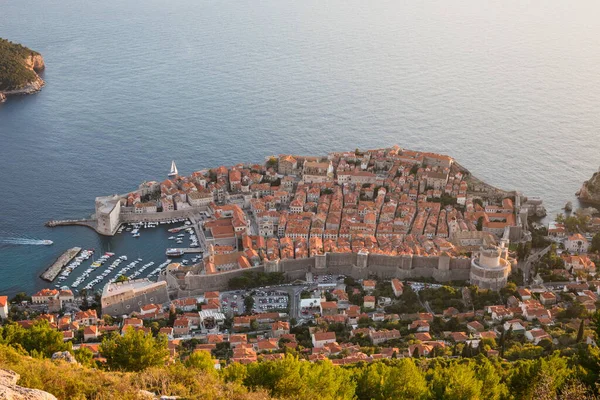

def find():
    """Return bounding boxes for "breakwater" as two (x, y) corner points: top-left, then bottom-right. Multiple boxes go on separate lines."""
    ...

(45, 219), (97, 229)
(40, 247), (82, 282)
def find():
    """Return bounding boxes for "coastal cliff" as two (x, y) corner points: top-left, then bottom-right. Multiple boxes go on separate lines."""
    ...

(0, 38), (45, 101)
(576, 168), (600, 204)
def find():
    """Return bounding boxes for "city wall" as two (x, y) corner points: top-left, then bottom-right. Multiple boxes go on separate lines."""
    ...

(102, 283), (170, 316)
(165, 252), (472, 294)
(120, 208), (206, 224)
(172, 265), (267, 297)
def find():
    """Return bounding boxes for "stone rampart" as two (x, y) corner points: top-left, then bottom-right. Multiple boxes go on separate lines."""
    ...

(102, 283), (169, 316)
(174, 251), (478, 293)
(120, 209), (201, 223)
(280, 258), (315, 280)
(177, 265), (266, 296)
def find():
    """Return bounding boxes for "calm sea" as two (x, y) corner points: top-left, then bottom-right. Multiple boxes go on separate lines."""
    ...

(1, 0), (600, 296)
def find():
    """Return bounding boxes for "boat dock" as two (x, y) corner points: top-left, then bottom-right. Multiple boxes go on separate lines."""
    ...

(168, 225), (189, 233)
(41, 247), (82, 282)
(172, 248), (203, 254)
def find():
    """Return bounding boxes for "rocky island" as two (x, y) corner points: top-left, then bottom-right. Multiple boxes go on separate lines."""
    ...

(577, 167), (600, 205)
(0, 38), (45, 102)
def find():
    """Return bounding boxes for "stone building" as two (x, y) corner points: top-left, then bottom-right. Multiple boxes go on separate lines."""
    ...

(469, 244), (511, 291)
(95, 195), (122, 236)
(278, 155), (298, 175)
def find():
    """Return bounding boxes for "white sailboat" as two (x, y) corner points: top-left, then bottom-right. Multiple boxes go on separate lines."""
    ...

(168, 160), (178, 177)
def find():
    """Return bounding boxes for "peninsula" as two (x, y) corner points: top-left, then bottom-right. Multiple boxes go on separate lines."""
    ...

(0, 38), (45, 102)
(49, 145), (545, 299)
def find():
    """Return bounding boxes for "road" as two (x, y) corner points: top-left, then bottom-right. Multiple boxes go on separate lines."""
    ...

(280, 285), (308, 321)
(413, 289), (432, 314)
(220, 284), (310, 321)
(520, 244), (553, 284)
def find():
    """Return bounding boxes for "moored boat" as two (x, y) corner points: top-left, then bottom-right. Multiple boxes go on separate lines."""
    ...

(166, 248), (184, 257)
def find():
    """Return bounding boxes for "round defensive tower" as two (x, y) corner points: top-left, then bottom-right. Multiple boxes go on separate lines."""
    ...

(469, 244), (511, 291)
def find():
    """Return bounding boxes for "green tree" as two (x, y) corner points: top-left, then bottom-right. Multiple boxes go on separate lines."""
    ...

(10, 292), (29, 304)
(266, 157), (278, 168)
(577, 319), (585, 342)
(476, 217), (484, 231)
(250, 320), (258, 331)
(412, 346), (420, 358)
(590, 233), (600, 253)
(462, 342), (472, 358)
(591, 311), (600, 339)
(74, 346), (95, 367)
(0, 320), (70, 358)
(222, 361), (248, 384)
(562, 302), (587, 319)
(100, 327), (169, 371)
(168, 307), (177, 326)
(244, 296), (255, 314)
(430, 362), (483, 400)
(474, 358), (508, 400)
(148, 321), (160, 336)
(354, 360), (429, 400)
(115, 275), (129, 283)
(184, 350), (216, 376)
(244, 355), (355, 399)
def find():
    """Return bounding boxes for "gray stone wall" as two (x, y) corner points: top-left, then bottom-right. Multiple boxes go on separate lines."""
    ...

(175, 251), (480, 293)
(120, 209), (196, 223)
(102, 284), (169, 316)
(280, 258), (316, 280)
(183, 266), (266, 294)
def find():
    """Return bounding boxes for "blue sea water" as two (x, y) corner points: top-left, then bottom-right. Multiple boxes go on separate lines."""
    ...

(1, 0), (600, 296)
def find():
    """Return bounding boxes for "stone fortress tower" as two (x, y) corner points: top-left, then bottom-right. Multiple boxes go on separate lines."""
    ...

(95, 195), (122, 236)
(469, 242), (511, 291)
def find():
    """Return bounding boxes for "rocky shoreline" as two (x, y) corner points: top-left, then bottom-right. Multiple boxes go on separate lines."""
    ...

(576, 168), (600, 205)
(0, 53), (45, 102)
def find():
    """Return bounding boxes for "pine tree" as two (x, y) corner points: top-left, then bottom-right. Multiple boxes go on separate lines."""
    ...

(591, 311), (600, 340)
(461, 343), (472, 358)
(577, 319), (585, 342)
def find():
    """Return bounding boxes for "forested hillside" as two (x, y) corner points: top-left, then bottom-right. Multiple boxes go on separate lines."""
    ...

(0, 38), (42, 91)
(0, 321), (599, 400)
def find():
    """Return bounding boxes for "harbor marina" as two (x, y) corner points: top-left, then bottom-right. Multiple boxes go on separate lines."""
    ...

(55, 217), (203, 293)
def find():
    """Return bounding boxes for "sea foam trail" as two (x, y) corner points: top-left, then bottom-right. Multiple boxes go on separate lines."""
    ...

(0, 238), (49, 245)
